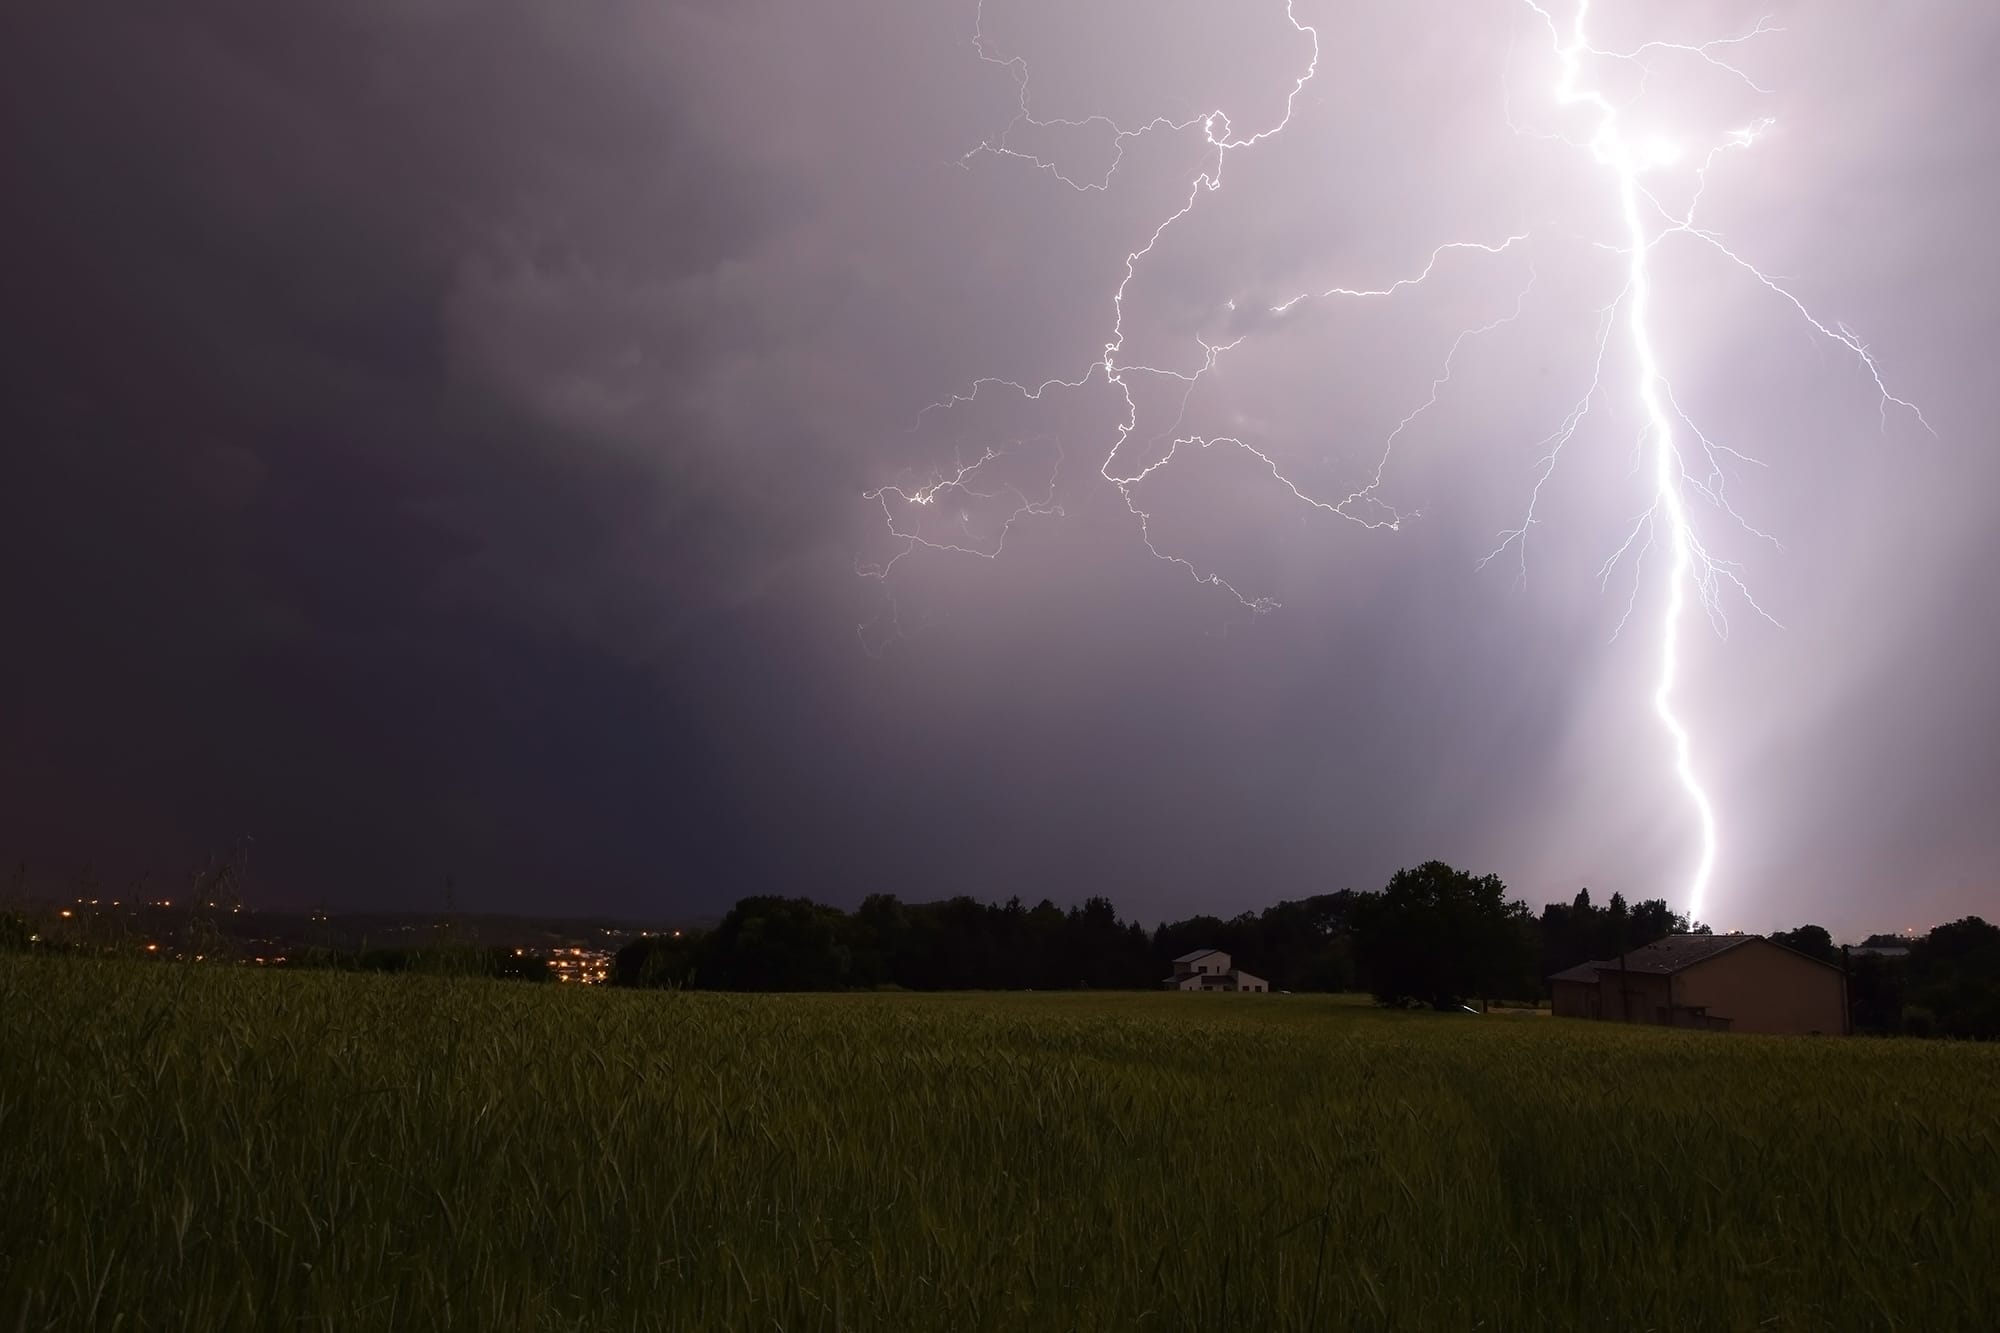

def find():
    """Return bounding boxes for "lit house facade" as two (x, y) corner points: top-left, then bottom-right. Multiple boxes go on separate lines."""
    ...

(1163, 948), (1268, 993)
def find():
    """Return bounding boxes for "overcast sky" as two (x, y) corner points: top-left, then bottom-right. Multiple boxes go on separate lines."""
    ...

(4, 0), (1994, 937)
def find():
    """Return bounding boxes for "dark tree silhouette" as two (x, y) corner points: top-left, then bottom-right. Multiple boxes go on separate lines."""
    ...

(600, 884), (1998, 1041)
(1355, 861), (1536, 1009)
(697, 896), (854, 991)
(1768, 924), (1839, 965)
(1904, 917), (2000, 1038)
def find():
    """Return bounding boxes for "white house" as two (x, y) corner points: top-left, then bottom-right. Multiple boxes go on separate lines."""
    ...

(1163, 948), (1267, 993)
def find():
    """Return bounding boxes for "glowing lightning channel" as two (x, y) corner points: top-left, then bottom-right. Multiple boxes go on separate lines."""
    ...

(1521, 0), (1928, 925)
(865, 1), (1932, 928)
(1532, 1), (1726, 922)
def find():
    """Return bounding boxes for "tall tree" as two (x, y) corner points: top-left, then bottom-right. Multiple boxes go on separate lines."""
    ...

(1768, 924), (1838, 966)
(1356, 861), (1536, 1009)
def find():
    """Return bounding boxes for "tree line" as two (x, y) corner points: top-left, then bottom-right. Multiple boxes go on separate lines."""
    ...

(9, 855), (1993, 1036)
(613, 865), (2000, 1037)
(614, 862), (1696, 1008)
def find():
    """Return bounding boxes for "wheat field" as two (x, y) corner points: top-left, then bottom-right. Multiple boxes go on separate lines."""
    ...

(2, 957), (1994, 1331)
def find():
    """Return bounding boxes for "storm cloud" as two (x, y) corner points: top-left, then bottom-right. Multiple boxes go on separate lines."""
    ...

(3, 0), (1994, 937)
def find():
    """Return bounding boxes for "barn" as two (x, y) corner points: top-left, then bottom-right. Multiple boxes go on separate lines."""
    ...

(1549, 933), (1847, 1036)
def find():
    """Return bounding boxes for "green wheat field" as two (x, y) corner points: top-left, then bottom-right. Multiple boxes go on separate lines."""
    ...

(3, 958), (1996, 1331)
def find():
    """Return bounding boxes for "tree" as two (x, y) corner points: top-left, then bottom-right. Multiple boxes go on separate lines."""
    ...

(1356, 861), (1536, 1009)
(848, 893), (912, 987)
(1845, 950), (1905, 1034)
(1767, 924), (1838, 966)
(699, 896), (852, 991)
(613, 931), (703, 988)
(1604, 892), (1631, 953)
(1537, 891), (1692, 994)
(1905, 917), (2000, 1039)
(1627, 898), (1688, 946)
(1244, 894), (1359, 991)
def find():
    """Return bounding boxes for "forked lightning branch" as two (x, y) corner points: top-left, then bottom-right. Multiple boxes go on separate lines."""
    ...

(861, 1), (1931, 924)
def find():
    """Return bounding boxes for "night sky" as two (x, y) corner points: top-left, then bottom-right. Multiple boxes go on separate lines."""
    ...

(4, 0), (1994, 937)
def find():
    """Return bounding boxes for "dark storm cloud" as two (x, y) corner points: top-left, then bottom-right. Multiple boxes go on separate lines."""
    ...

(3, 0), (1994, 937)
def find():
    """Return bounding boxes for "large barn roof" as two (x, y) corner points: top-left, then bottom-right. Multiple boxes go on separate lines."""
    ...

(1599, 933), (1756, 974)
(1550, 933), (1848, 980)
(1172, 948), (1225, 963)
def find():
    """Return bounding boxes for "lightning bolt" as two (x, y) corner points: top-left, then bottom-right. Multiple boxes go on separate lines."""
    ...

(1518, 0), (1930, 924)
(863, 0), (1932, 926)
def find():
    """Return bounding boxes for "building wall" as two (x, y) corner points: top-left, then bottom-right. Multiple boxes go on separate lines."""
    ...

(1676, 940), (1846, 1035)
(1551, 979), (1599, 1019)
(1594, 969), (1671, 1024)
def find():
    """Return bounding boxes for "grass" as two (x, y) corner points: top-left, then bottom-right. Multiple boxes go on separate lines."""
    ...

(2, 958), (1995, 1331)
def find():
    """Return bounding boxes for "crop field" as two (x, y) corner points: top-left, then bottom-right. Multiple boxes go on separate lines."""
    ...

(2, 958), (1995, 1331)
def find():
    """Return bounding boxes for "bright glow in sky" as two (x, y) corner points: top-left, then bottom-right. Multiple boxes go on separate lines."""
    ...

(866, 0), (1934, 929)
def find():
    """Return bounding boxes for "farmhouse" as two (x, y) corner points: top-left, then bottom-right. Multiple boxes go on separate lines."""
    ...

(1550, 933), (1847, 1036)
(1163, 948), (1267, 993)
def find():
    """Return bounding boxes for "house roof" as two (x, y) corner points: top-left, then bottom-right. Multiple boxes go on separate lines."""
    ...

(1173, 948), (1224, 963)
(1549, 934), (1850, 983)
(1598, 933), (1757, 974)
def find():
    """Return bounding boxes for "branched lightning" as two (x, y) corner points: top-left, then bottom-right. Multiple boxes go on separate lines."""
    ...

(863, 0), (1932, 924)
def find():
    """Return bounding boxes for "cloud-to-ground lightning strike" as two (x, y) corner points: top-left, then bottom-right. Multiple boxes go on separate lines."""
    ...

(863, 0), (1931, 925)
